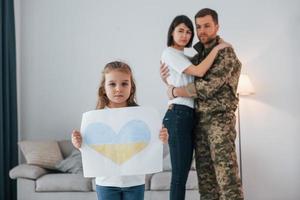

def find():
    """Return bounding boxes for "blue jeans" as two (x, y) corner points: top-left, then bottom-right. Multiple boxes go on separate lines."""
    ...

(163, 104), (194, 200)
(96, 184), (145, 200)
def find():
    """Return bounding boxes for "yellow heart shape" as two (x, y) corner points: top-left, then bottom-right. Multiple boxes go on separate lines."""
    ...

(90, 142), (148, 165)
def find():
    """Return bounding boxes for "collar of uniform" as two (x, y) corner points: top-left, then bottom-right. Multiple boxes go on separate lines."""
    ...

(193, 35), (220, 54)
(193, 42), (204, 54)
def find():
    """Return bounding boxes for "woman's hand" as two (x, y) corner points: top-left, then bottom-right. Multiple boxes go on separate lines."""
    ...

(167, 85), (176, 100)
(159, 126), (169, 144)
(71, 130), (82, 149)
(216, 38), (232, 51)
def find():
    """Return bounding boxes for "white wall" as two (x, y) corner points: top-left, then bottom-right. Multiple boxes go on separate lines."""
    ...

(16, 0), (300, 199)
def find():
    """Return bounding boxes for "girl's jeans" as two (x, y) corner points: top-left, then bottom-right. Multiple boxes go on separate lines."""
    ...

(96, 184), (145, 200)
(163, 104), (195, 200)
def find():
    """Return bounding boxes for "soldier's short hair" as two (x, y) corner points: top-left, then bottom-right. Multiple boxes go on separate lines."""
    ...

(167, 15), (194, 47)
(195, 8), (218, 25)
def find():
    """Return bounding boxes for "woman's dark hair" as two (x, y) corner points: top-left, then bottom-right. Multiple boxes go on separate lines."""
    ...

(167, 15), (194, 47)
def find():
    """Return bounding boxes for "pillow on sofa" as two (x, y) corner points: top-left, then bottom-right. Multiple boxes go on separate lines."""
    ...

(55, 149), (83, 174)
(163, 153), (171, 171)
(18, 140), (63, 170)
(9, 164), (48, 180)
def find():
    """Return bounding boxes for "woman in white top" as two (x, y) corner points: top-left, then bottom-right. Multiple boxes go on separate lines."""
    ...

(71, 61), (168, 200)
(161, 15), (230, 200)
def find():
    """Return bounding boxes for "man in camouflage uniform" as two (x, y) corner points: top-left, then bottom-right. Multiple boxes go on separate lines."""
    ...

(166, 8), (244, 199)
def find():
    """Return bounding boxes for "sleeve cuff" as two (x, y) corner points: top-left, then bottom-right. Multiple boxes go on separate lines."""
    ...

(185, 83), (197, 98)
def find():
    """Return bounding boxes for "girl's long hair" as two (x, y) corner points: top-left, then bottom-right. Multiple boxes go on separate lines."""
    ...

(96, 61), (138, 109)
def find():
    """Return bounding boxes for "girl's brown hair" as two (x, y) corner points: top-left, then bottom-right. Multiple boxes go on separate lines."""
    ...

(96, 61), (138, 109)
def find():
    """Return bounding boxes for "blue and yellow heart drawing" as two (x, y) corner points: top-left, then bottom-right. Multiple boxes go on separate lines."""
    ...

(83, 120), (151, 165)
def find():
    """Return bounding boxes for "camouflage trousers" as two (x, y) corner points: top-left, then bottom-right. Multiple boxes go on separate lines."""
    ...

(194, 111), (244, 200)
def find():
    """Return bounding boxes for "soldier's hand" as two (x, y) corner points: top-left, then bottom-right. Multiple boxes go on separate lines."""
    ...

(160, 62), (170, 85)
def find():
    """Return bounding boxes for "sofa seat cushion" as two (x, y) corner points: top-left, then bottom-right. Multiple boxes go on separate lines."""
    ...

(150, 170), (198, 190)
(36, 173), (92, 192)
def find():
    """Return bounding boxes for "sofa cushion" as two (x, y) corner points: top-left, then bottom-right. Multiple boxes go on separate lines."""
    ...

(9, 164), (48, 180)
(55, 149), (83, 174)
(18, 140), (63, 169)
(36, 173), (92, 192)
(150, 170), (198, 190)
(163, 144), (169, 158)
(163, 153), (171, 171)
(58, 140), (75, 158)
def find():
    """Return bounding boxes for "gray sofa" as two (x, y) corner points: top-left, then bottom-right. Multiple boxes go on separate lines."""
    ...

(10, 140), (200, 200)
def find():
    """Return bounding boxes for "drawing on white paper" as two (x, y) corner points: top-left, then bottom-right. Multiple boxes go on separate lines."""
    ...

(83, 120), (151, 165)
(80, 107), (163, 177)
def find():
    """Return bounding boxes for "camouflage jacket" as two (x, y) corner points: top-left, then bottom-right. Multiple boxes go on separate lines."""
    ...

(186, 37), (242, 114)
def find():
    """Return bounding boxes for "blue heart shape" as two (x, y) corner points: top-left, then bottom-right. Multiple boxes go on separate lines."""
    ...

(83, 120), (151, 145)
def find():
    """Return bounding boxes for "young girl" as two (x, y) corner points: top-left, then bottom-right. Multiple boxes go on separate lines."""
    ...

(161, 15), (230, 200)
(72, 61), (168, 200)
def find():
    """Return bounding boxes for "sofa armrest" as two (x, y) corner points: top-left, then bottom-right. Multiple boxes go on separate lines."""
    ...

(9, 164), (48, 180)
